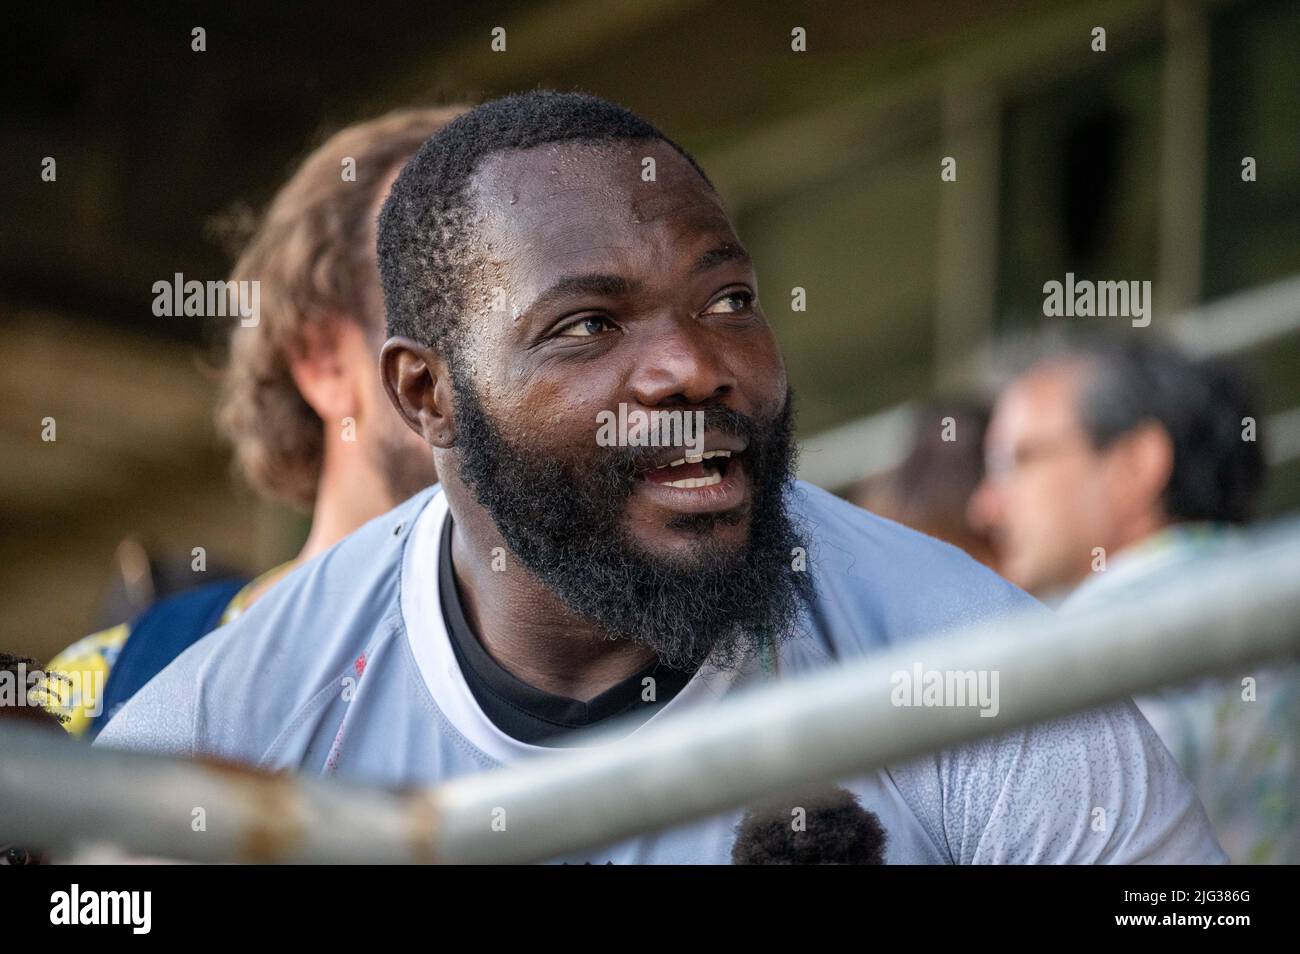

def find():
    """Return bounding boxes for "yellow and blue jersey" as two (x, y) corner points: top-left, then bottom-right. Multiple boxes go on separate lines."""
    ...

(46, 566), (287, 737)
(45, 625), (132, 736)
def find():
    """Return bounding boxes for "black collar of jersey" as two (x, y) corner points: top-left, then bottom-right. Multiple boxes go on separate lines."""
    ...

(438, 513), (697, 747)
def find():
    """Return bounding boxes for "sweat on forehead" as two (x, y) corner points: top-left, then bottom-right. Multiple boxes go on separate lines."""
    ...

(465, 144), (736, 330)
(471, 140), (724, 235)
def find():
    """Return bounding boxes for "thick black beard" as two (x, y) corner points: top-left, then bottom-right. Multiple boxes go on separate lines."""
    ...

(449, 377), (814, 672)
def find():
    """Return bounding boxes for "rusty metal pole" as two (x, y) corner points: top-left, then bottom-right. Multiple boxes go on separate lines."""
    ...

(3, 521), (1299, 863)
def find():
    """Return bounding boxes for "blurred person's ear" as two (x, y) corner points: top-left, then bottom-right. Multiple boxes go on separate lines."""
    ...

(288, 318), (362, 426)
(1104, 421), (1174, 522)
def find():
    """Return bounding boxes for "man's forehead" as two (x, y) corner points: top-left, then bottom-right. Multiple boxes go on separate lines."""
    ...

(472, 141), (725, 235)
(468, 140), (738, 302)
(995, 365), (1085, 439)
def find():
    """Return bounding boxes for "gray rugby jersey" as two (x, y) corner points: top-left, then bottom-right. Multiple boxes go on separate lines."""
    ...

(97, 483), (1225, 864)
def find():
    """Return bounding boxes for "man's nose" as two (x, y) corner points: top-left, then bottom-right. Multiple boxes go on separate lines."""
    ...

(628, 323), (736, 407)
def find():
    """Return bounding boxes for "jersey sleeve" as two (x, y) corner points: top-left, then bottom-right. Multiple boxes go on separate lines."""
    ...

(888, 698), (1227, 863)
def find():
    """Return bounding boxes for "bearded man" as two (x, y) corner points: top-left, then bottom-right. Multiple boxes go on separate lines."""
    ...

(97, 92), (1223, 865)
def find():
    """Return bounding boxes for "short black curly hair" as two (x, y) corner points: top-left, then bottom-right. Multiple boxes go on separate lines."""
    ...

(377, 90), (713, 364)
(731, 785), (888, 864)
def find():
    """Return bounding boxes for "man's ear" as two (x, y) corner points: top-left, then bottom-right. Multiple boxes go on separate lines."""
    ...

(1112, 421), (1175, 515)
(288, 319), (357, 422)
(380, 336), (456, 448)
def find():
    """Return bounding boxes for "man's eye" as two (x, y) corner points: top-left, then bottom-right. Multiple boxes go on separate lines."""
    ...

(556, 316), (614, 337)
(703, 290), (754, 315)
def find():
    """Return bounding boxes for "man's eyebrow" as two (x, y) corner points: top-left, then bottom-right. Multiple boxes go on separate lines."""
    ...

(523, 273), (640, 318)
(690, 242), (751, 275)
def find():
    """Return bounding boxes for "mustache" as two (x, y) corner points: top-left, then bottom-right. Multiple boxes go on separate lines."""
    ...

(592, 403), (777, 481)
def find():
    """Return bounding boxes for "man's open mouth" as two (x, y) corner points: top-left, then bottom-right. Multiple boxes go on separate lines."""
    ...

(639, 449), (736, 489)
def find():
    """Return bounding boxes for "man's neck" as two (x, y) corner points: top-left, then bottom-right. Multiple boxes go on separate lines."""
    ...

(298, 437), (397, 564)
(1108, 512), (1171, 564)
(239, 439), (399, 609)
(1058, 513), (1172, 597)
(446, 505), (657, 702)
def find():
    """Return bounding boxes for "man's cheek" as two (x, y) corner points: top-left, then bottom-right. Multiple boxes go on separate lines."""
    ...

(753, 371), (789, 422)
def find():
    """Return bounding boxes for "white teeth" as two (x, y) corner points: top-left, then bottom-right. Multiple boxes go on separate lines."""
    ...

(663, 449), (732, 468)
(665, 471), (723, 489)
(654, 449), (734, 471)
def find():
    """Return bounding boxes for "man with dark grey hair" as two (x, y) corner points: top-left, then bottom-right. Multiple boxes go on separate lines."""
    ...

(971, 334), (1297, 863)
(969, 335), (1263, 599)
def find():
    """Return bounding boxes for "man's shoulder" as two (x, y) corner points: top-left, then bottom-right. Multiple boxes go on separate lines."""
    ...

(198, 486), (434, 663)
(791, 479), (1007, 581)
(87, 575), (250, 733)
(886, 699), (1227, 863)
(236, 487), (435, 631)
(96, 488), (439, 761)
(788, 480), (1040, 655)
